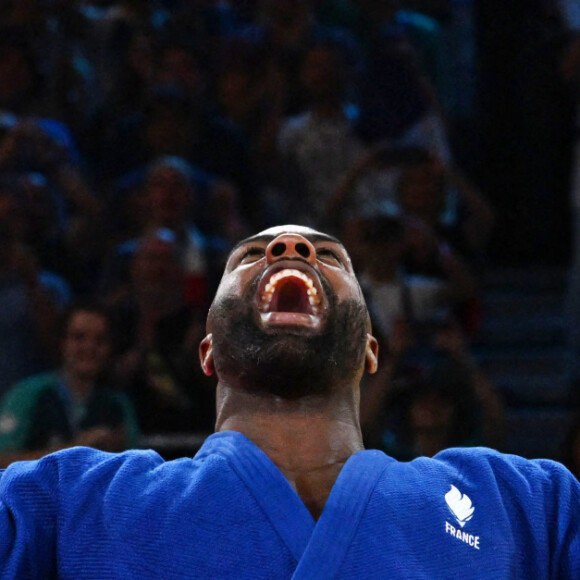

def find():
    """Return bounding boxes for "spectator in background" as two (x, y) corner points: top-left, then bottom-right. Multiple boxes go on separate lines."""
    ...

(214, 36), (284, 179)
(331, 152), (486, 331)
(331, 146), (494, 269)
(360, 314), (504, 458)
(104, 82), (260, 224)
(108, 229), (215, 435)
(95, 25), (159, 126)
(83, 0), (169, 100)
(343, 211), (483, 454)
(327, 145), (428, 227)
(277, 35), (362, 228)
(396, 150), (495, 260)
(0, 194), (63, 397)
(103, 85), (197, 179)
(252, 0), (325, 116)
(247, 0), (360, 116)
(0, 174), (72, 306)
(318, 0), (446, 101)
(399, 214), (479, 335)
(356, 28), (449, 157)
(353, 213), (478, 346)
(155, 36), (208, 100)
(356, 214), (444, 342)
(101, 155), (226, 306)
(0, 173), (65, 275)
(214, 33), (313, 227)
(0, 9), (99, 140)
(0, 303), (139, 468)
(0, 118), (104, 295)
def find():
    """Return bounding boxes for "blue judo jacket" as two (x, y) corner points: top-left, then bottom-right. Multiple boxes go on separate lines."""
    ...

(0, 431), (579, 579)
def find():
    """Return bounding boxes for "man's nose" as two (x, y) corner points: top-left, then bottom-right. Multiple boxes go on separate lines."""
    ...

(265, 234), (316, 265)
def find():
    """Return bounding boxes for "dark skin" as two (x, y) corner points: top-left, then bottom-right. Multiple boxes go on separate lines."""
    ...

(199, 225), (379, 520)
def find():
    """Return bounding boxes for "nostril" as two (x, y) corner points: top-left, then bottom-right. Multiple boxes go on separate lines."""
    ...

(271, 242), (286, 257)
(295, 243), (310, 258)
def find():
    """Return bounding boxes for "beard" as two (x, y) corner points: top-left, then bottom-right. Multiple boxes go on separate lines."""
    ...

(210, 280), (368, 399)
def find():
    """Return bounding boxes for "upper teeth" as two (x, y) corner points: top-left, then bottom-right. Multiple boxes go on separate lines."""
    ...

(260, 269), (321, 312)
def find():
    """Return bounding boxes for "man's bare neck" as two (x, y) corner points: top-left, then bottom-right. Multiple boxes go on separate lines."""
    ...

(216, 385), (364, 519)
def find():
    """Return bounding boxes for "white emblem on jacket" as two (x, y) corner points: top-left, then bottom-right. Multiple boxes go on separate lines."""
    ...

(445, 485), (475, 528)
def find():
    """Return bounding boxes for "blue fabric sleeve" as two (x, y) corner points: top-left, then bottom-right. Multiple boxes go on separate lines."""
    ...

(0, 447), (165, 579)
(437, 447), (580, 579)
(0, 455), (60, 579)
(492, 454), (580, 579)
(532, 458), (580, 579)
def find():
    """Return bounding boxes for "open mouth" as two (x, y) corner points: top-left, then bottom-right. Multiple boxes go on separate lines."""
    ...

(258, 268), (323, 328)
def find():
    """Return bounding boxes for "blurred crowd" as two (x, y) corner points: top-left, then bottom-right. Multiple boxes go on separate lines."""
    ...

(0, 0), (579, 479)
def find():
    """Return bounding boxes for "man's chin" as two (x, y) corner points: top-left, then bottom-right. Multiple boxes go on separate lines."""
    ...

(211, 295), (367, 398)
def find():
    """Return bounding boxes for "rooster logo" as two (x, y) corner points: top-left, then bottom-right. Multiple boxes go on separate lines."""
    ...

(445, 485), (475, 528)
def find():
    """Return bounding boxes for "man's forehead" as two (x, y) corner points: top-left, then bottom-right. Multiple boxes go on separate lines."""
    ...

(232, 225), (344, 251)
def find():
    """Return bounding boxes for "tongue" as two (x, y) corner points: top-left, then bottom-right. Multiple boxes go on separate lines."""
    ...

(273, 279), (309, 313)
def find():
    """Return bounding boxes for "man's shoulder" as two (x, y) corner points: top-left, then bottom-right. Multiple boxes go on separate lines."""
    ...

(2, 447), (161, 480)
(369, 446), (579, 507)
(433, 445), (565, 472)
(4, 440), (239, 491)
(424, 446), (579, 496)
(371, 446), (580, 536)
(0, 448), (200, 515)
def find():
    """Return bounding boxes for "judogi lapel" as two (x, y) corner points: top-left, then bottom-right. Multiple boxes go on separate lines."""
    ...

(215, 432), (393, 578)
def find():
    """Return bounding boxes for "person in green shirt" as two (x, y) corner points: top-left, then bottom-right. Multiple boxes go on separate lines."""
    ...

(0, 303), (139, 467)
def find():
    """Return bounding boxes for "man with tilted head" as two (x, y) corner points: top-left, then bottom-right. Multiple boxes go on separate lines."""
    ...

(0, 226), (579, 579)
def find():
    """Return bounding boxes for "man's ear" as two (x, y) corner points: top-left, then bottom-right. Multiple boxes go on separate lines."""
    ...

(199, 334), (215, 376)
(365, 333), (379, 374)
